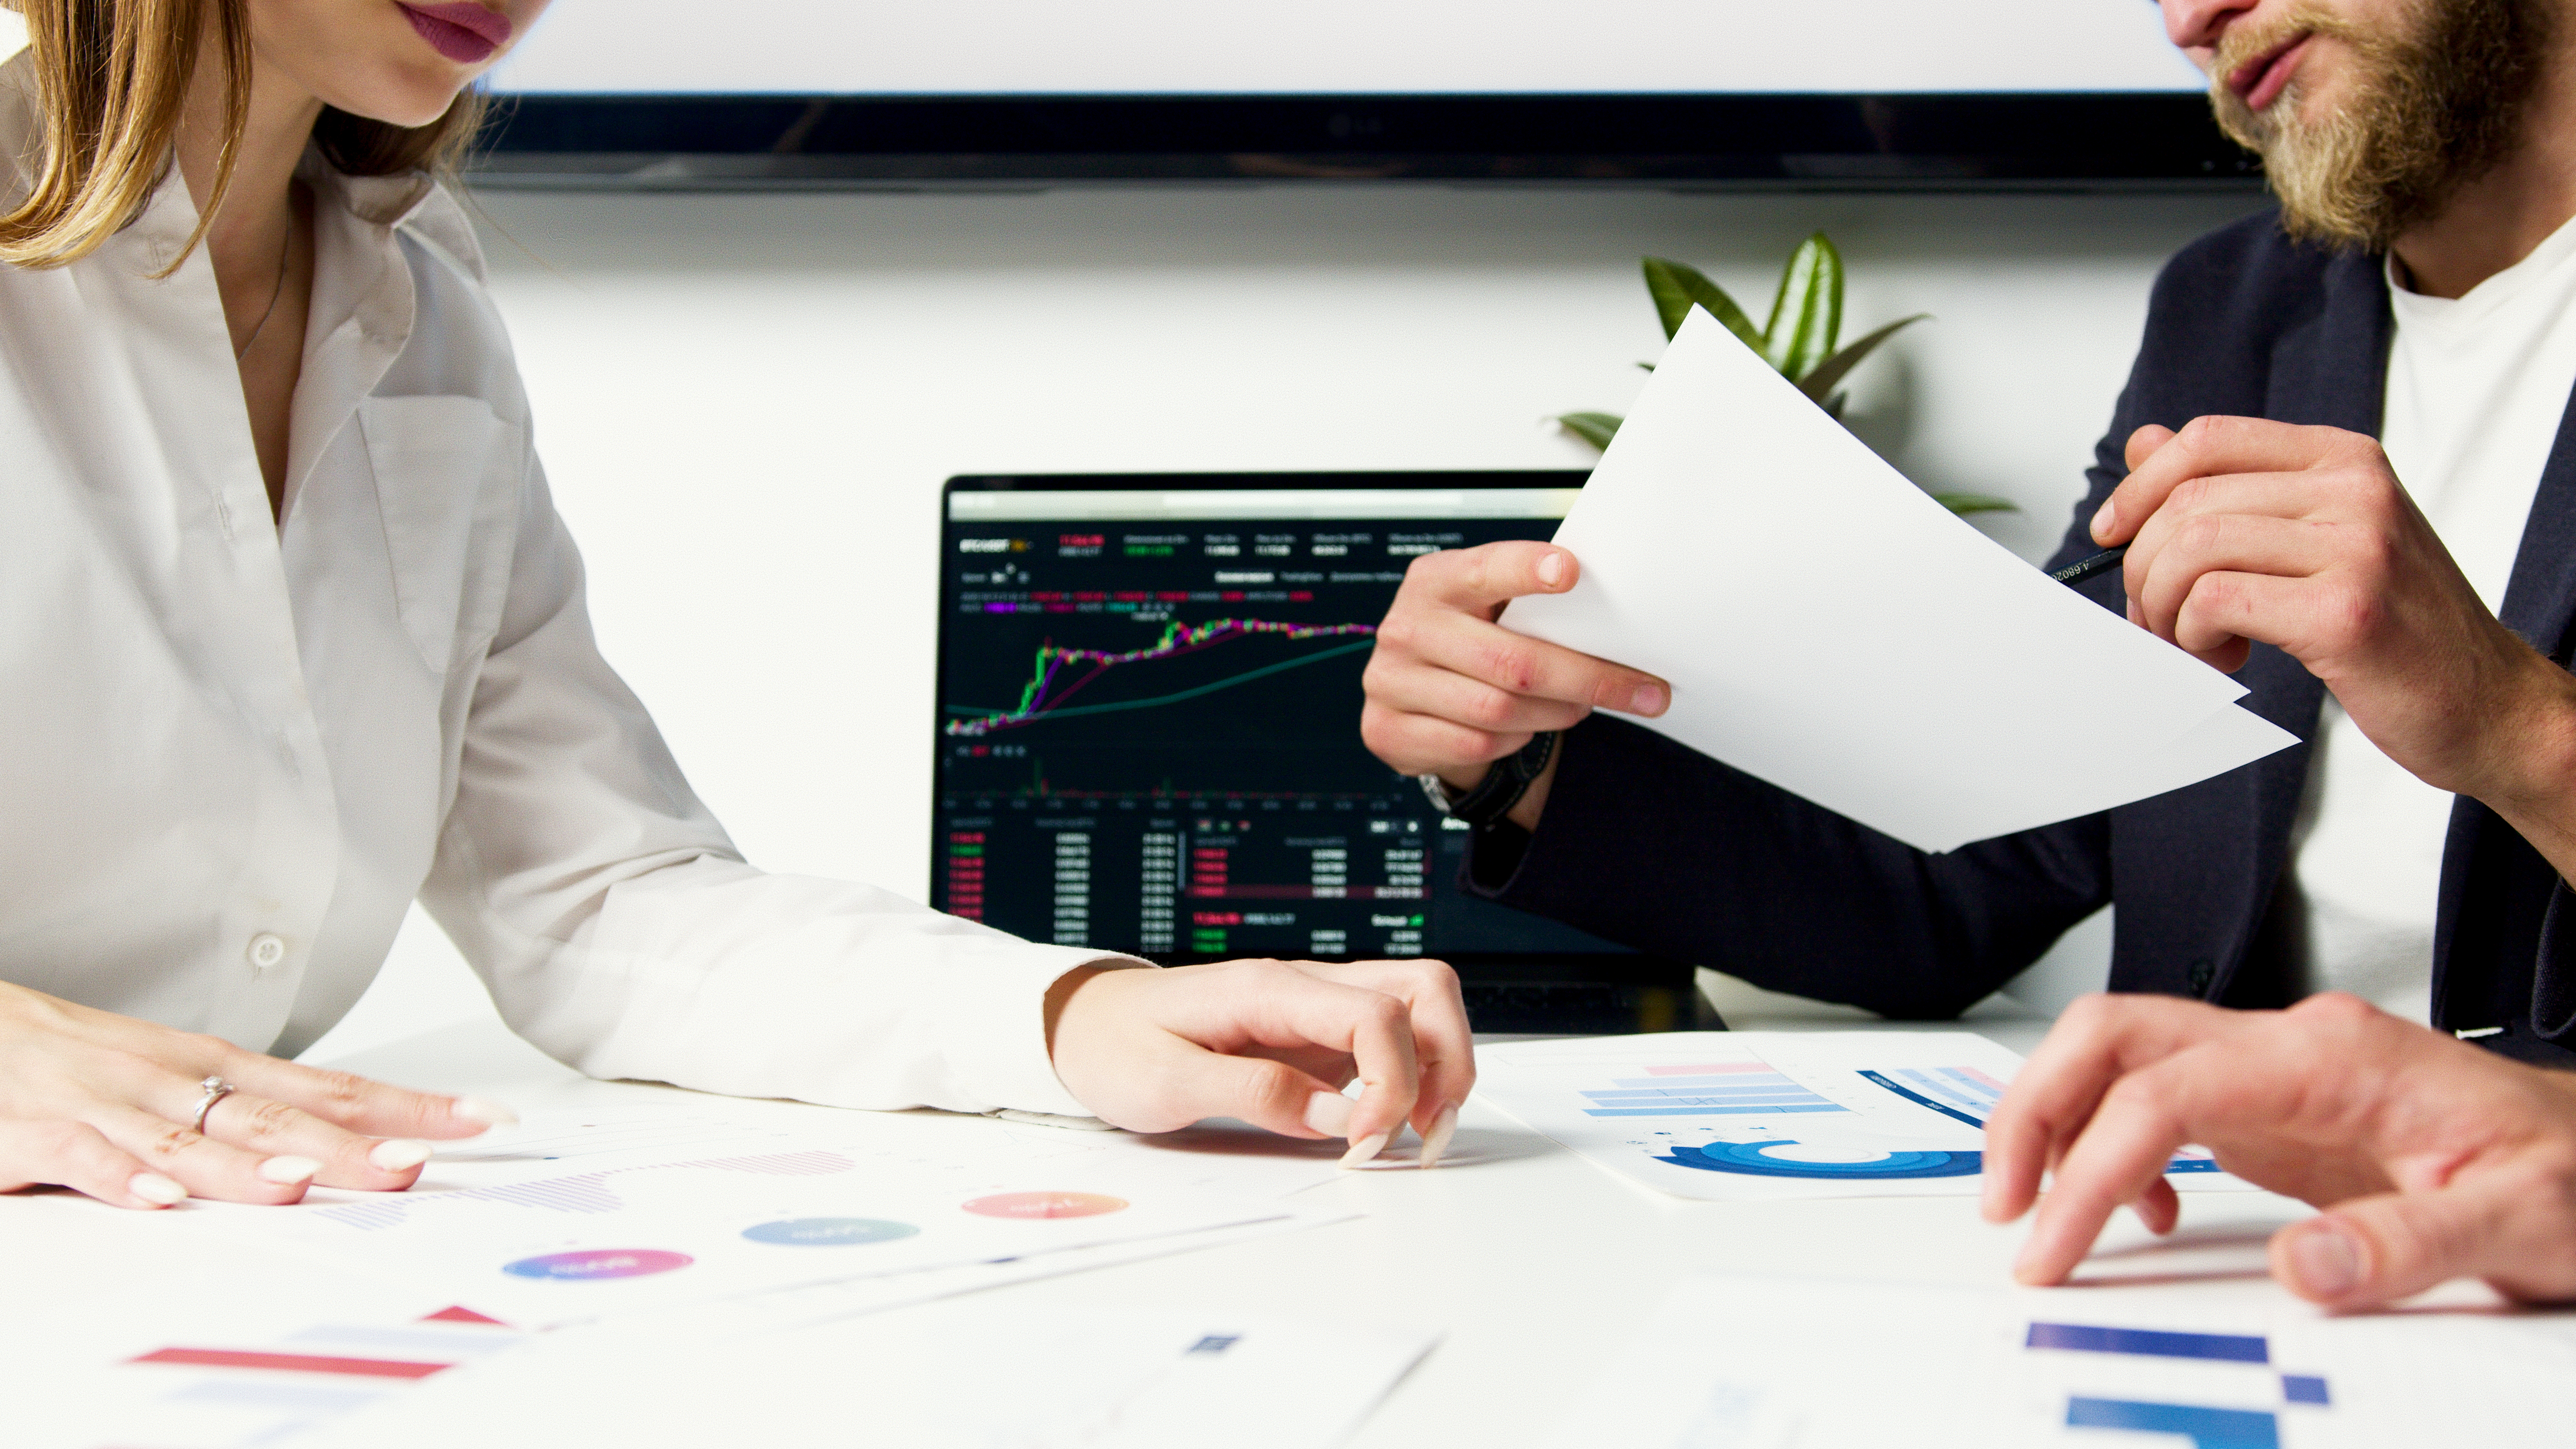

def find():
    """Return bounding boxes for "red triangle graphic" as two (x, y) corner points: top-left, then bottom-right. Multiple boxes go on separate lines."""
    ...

(421, 1305), (509, 1325)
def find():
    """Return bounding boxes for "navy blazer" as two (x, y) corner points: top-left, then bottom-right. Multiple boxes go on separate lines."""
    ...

(1473, 209), (2576, 1068)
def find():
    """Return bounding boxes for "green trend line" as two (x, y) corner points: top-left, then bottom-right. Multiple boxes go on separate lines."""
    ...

(945, 639), (1375, 729)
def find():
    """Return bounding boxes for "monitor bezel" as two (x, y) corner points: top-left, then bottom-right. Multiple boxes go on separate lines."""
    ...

(931, 469), (1693, 983)
(473, 92), (2260, 190)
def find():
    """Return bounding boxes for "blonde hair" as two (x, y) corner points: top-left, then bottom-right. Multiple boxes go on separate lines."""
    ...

(0, 0), (485, 270)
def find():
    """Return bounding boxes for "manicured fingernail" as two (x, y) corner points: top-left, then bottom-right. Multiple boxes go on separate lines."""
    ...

(1419, 1104), (1459, 1170)
(450, 1097), (519, 1130)
(368, 1139), (432, 1172)
(2287, 1223), (2362, 1297)
(1339, 1131), (1391, 1169)
(128, 1172), (187, 1205)
(1631, 683), (1667, 715)
(1536, 551), (1567, 587)
(1303, 1090), (1355, 1138)
(2091, 497), (2116, 543)
(257, 1156), (320, 1185)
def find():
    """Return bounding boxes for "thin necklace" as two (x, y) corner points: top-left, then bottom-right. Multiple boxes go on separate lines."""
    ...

(233, 228), (291, 361)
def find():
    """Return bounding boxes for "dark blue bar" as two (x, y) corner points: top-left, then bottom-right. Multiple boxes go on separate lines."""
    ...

(1858, 1070), (1986, 1128)
(2065, 1399), (2278, 1449)
(2027, 1323), (2270, 1363)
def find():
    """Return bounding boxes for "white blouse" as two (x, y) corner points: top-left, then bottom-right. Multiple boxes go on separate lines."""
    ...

(0, 62), (1122, 1117)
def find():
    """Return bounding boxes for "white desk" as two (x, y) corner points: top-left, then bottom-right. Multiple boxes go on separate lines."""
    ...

(10, 1012), (2333, 1448)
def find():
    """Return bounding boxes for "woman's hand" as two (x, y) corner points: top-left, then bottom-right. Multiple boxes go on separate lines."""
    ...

(1360, 542), (1669, 832)
(1983, 992), (2576, 1310)
(1045, 958), (1476, 1167)
(0, 982), (513, 1209)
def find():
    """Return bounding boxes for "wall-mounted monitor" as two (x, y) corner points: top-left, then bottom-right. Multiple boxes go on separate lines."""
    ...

(474, 0), (2256, 189)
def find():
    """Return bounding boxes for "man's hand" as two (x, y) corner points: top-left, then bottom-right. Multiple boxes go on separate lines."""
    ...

(1359, 542), (1669, 831)
(1983, 992), (2576, 1309)
(1044, 958), (1474, 1167)
(0, 982), (513, 1209)
(2096, 417), (2576, 805)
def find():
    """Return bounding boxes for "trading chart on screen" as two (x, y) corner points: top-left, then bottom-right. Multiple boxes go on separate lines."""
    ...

(932, 482), (1631, 964)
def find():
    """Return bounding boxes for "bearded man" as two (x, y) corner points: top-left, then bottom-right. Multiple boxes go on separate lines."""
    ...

(1360, 0), (2576, 1308)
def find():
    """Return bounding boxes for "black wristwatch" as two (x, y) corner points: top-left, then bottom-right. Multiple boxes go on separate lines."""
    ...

(1417, 731), (1558, 831)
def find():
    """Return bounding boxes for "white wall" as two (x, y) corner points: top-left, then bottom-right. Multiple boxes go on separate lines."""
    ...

(302, 182), (2268, 1060)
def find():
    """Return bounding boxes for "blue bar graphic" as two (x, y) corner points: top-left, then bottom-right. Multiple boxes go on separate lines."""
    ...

(2281, 1375), (2331, 1405)
(1858, 1070), (1987, 1128)
(2065, 1398), (2278, 1449)
(1580, 1104), (1848, 1117)
(2026, 1323), (2270, 1363)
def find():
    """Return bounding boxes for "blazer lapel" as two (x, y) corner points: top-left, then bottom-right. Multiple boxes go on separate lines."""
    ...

(2432, 351), (2576, 1025)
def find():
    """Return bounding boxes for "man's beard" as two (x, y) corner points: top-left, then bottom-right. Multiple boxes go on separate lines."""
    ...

(2209, 0), (2552, 250)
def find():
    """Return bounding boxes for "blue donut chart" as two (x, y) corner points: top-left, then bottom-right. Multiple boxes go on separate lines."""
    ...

(1656, 1141), (1984, 1179)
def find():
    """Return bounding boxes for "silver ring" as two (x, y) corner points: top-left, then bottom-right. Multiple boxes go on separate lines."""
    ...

(191, 1076), (236, 1134)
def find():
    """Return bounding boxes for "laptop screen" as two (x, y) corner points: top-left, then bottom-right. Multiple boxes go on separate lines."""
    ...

(931, 473), (1656, 977)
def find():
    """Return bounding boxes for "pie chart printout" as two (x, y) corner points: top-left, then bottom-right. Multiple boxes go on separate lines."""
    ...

(502, 1248), (694, 1281)
(1658, 1142), (1984, 1179)
(740, 1218), (922, 1246)
(962, 1191), (1131, 1220)
(1475, 1032), (2257, 1201)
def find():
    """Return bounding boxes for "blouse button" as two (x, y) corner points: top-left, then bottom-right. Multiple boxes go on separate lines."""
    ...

(246, 933), (288, 971)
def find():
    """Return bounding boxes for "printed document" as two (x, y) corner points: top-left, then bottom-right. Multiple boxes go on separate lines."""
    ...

(1476, 1031), (2252, 1201)
(1502, 308), (2298, 852)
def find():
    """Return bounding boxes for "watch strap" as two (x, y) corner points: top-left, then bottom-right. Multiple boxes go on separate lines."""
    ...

(1420, 731), (1558, 831)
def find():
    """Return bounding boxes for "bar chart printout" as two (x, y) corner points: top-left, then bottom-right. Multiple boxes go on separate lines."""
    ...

(1477, 1032), (2246, 1200)
(1544, 1274), (2576, 1449)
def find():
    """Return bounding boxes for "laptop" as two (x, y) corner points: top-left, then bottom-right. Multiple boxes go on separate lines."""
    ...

(930, 471), (1720, 1034)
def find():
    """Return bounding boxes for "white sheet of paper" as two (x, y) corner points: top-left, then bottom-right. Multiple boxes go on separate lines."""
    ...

(182, 1109), (1337, 1328)
(1546, 1273), (2576, 1449)
(320, 1307), (1436, 1449)
(1476, 1031), (2253, 1201)
(1502, 308), (2297, 852)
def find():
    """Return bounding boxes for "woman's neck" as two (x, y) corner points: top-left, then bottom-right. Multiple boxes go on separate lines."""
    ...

(174, 45), (324, 353)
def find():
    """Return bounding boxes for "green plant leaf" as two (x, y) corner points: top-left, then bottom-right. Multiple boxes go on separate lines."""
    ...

(1555, 411), (1623, 450)
(1641, 257), (1764, 352)
(1763, 233), (1845, 378)
(1794, 313), (1930, 405)
(1932, 491), (2019, 515)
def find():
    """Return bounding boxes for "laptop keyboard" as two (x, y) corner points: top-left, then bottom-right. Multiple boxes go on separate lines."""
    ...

(1461, 981), (1718, 1035)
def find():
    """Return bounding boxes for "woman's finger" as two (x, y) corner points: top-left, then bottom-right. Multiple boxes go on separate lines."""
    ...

(1300, 959), (1476, 1151)
(189, 1089), (433, 1191)
(0, 1119), (181, 1209)
(91, 1104), (321, 1205)
(210, 1054), (512, 1141)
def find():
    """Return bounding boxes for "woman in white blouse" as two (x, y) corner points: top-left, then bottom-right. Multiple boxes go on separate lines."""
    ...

(0, 0), (1469, 1211)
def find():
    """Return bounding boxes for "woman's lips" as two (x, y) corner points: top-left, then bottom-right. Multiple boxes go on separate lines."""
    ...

(396, 2), (511, 64)
(2231, 33), (2313, 113)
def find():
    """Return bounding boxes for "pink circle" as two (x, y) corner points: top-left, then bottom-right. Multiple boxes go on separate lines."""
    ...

(503, 1248), (694, 1281)
(961, 1191), (1129, 1220)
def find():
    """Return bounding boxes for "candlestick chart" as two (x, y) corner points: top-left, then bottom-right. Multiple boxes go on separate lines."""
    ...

(945, 618), (1379, 738)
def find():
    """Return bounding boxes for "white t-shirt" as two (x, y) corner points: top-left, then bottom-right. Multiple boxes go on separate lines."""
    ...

(2286, 212), (2576, 1022)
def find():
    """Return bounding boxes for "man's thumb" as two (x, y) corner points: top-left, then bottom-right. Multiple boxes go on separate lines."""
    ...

(2270, 1179), (2527, 1309)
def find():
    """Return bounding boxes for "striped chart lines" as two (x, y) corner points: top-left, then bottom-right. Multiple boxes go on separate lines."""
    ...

(945, 618), (1379, 737)
(318, 1150), (857, 1231)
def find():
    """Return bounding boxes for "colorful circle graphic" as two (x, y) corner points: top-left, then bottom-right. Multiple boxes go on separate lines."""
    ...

(741, 1217), (921, 1247)
(961, 1191), (1130, 1219)
(1656, 1142), (1982, 1179)
(502, 1248), (694, 1281)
